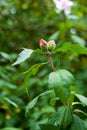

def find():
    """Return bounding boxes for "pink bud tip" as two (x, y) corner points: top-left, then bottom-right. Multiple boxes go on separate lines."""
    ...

(40, 39), (47, 47)
(49, 40), (56, 46)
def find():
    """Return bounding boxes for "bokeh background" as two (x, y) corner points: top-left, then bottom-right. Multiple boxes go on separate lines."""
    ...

(0, 0), (87, 130)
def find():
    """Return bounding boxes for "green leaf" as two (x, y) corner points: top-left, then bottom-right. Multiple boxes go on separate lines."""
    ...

(62, 106), (72, 128)
(73, 109), (87, 117)
(25, 90), (54, 115)
(0, 97), (18, 108)
(48, 106), (72, 128)
(0, 52), (10, 61)
(48, 69), (75, 88)
(75, 94), (87, 106)
(71, 35), (86, 46)
(49, 97), (59, 107)
(68, 93), (75, 104)
(70, 114), (85, 130)
(48, 31), (60, 41)
(27, 96), (39, 109)
(54, 42), (87, 54)
(0, 128), (22, 130)
(72, 102), (85, 107)
(55, 86), (70, 103)
(24, 62), (48, 94)
(34, 48), (43, 55)
(48, 69), (75, 102)
(48, 106), (65, 126)
(39, 124), (60, 130)
(12, 48), (33, 66)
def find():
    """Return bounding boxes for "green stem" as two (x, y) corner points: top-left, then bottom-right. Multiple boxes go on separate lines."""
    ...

(47, 51), (56, 72)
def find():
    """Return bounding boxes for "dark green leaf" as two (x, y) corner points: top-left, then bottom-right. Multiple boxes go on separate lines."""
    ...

(39, 124), (60, 130)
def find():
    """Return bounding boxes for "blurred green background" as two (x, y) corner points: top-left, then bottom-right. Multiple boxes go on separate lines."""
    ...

(0, 0), (87, 130)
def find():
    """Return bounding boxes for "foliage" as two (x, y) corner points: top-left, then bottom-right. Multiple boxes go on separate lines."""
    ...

(12, 39), (87, 130)
(0, 0), (87, 130)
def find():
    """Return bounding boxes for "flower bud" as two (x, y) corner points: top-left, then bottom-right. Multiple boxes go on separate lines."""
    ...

(47, 40), (56, 51)
(39, 39), (47, 51)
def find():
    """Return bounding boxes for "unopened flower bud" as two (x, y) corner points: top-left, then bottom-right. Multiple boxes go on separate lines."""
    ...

(39, 39), (47, 51)
(47, 40), (56, 51)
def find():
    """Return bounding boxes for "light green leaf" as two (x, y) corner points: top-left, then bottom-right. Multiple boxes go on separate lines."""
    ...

(48, 69), (75, 102)
(54, 42), (87, 54)
(75, 94), (87, 106)
(12, 48), (33, 66)
(0, 52), (10, 60)
(25, 90), (54, 115)
(1, 97), (18, 108)
(73, 109), (87, 117)
(49, 97), (59, 107)
(24, 62), (48, 94)
(4, 98), (18, 107)
(72, 102), (85, 107)
(0, 128), (22, 130)
(27, 96), (39, 110)
(39, 124), (59, 130)
(70, 114), (85, 130)
(48, 31), (60, 41)
(68, 93), (75, 104)
(48, 69), (75, 88)
(71, 35), (86, 46)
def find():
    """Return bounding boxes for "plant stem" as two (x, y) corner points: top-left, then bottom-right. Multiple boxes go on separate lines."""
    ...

(47, 51), (56, 72)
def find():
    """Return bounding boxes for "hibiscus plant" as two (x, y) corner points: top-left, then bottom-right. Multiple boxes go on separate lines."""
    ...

(13, 39), (87, 130)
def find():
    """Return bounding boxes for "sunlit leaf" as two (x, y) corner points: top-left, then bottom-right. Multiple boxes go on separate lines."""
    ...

(75, 94), (87, 106)
(0, 128), (22, 130)
(72, 102), (85, 107)
(54, 42), (87, 54)
(71, 35), (86, 46)
(73, 109), (87, 117)
(0, 97), (18, 108)
(12, 48), (33, 66)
